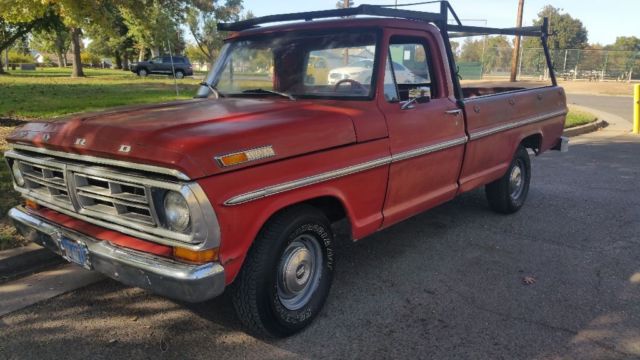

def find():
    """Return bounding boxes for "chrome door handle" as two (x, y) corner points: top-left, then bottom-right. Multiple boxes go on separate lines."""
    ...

(445, 109), (462, 116)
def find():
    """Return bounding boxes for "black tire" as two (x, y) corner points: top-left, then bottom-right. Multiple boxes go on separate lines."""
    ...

(230, 205), (334, 338)
(485, 146), (531, 214)
(174, 70), (185, 79)
(137, 68), (148, 77)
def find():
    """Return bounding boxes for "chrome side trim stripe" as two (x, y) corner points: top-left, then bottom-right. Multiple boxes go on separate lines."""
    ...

(468, 109), (568, 141)
(392, 137), (468, 162)
(225, 156), (392, 205)
(225, 136), (468, 206)
(10, 144), (191, 180)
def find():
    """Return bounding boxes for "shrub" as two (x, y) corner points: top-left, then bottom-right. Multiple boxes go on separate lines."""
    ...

(8, 51), (34, 64)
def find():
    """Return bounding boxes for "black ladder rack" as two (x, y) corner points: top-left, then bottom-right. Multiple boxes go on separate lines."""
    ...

(217, 1), (548, 38)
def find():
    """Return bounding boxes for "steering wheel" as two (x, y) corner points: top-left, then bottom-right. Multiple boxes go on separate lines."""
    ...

(334, 78), (366, 93)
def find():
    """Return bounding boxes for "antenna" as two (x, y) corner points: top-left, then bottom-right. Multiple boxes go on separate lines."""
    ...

(166, 40), (179, 97)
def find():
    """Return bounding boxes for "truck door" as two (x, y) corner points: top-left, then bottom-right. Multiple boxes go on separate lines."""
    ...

(379, 32), (467, 227)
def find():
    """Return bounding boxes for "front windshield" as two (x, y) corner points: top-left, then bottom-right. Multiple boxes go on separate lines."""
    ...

(202, 30), (379, 99)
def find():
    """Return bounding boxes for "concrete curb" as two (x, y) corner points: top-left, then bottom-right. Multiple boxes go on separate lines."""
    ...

(566, 104), (632, 139)
(563, 119), (608, 137)
(0, 243), (63, 281)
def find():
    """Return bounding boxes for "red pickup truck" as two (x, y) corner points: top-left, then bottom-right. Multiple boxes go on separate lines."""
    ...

(5, 4), (567, 337)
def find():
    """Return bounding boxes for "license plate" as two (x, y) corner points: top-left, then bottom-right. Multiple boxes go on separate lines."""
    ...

(60, 237), (91, 269)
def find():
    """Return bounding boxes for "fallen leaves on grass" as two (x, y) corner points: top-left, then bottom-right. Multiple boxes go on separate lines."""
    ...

(522, 276), (537, 285)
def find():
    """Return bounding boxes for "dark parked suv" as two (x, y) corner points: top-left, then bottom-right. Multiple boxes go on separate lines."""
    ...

(131, 55), (193, 79)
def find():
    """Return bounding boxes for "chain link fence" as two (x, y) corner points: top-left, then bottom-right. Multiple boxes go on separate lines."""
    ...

(455, 46), (640, 82)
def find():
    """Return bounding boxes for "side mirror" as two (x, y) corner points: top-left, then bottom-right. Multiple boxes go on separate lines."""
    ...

(401, 95), (430, 110)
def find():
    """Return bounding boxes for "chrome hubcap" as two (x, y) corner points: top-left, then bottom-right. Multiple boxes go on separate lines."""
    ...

(277, 234), (323, 310)
(509, 160), (525, 199)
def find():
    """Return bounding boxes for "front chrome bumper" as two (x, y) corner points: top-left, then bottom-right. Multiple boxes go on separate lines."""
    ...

(8, 206), (225, 303)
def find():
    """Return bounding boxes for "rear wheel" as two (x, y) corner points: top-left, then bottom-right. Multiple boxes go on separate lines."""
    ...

(230, 205), (334, 338)
(485, 146), (531, 214)
(174, 70), (185, 79)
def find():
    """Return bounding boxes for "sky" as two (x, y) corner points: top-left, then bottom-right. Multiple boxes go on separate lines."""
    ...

(240, 0), (640, 45)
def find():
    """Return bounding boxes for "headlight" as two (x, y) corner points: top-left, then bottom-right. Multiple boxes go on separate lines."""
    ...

(11, 161), (25, 187)
(164, 191), (191, 232)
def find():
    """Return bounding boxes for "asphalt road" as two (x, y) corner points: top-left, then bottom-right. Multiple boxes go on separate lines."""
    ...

(567, 94), (634, 121)
(1, 103), (639, 359)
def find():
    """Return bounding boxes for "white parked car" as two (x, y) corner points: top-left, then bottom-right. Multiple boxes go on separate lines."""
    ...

(328, 59), (423, 85)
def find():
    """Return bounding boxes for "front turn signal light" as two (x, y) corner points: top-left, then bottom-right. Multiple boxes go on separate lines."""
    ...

(215, 146), (276, 167)
(173, 247), (219, 264)
(25, 199), (40, 210)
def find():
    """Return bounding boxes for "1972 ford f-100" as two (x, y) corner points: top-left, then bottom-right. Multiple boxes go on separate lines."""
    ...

(4, 3), (568, 337)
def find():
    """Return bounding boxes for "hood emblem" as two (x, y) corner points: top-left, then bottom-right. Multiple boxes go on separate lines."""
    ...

(74, 138), (87, 146)
(215, 145), (276, 167)
(119, 144), (132, 153)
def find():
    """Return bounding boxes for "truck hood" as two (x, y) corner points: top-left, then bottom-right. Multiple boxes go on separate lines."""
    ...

(6, 98), (357, 179)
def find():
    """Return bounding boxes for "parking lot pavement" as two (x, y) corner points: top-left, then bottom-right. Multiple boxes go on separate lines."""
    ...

(1, 130), (639, 360)
(567, 94), (634, 121)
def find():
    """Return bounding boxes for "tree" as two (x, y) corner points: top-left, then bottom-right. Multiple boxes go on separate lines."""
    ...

(3, 0), (117, 77)
(186, 0), (243, 65)
(524, 6), (588, 51)
(85, 3), (136, 70)
(460, 36), (512, 74)
(53, 0), (118, 77)
(185, 42), (209, 66)
(0, 3), (58, 73)
(119, 0), (186, 61)
(30, 14), (70, 67)
(607, 37), (640, 52)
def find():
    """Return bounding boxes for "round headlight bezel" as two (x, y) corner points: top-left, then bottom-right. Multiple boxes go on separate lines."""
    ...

(163, 191), (191, 233)
(11, 161), (25, 187)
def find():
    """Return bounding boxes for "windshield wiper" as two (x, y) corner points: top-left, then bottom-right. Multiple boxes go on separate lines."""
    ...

(241, 88), (296, 101)
(199, 81), (223, 99)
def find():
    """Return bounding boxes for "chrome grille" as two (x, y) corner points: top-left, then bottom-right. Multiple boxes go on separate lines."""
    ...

(74, 173), (155, 226)
(18, 160), (72, 205)
(6, 151), (164, 230)
(5, 145), (220, 249)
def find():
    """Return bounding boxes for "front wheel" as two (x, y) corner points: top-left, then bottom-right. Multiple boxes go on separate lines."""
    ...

(230, 205), (334, 338)
(485, 146), (531, 214)
(137, 68), (148, 77)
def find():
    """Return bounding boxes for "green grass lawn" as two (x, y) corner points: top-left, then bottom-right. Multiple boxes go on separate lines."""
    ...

(0, 67), (201, 119)
(565, 107), (597, 128)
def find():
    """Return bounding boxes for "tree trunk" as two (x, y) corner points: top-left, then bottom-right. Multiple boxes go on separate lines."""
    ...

(122, 53), (130, 71)
(0, 55), (4, 74)
(56, 52), (65, 67)
(114, 50), (122, 69)
(55, 31), (65, 67)
(70, 27), (84, 77)
(138, 47), (145, 62)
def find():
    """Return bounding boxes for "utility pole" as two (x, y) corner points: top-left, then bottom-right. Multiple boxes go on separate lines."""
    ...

(343, 0), (351, 65)
(510, 0), (525, 82)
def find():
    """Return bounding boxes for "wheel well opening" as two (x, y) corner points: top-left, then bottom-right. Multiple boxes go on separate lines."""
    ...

(304, 196), (347, 223)
(521, 134), (542, 154)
